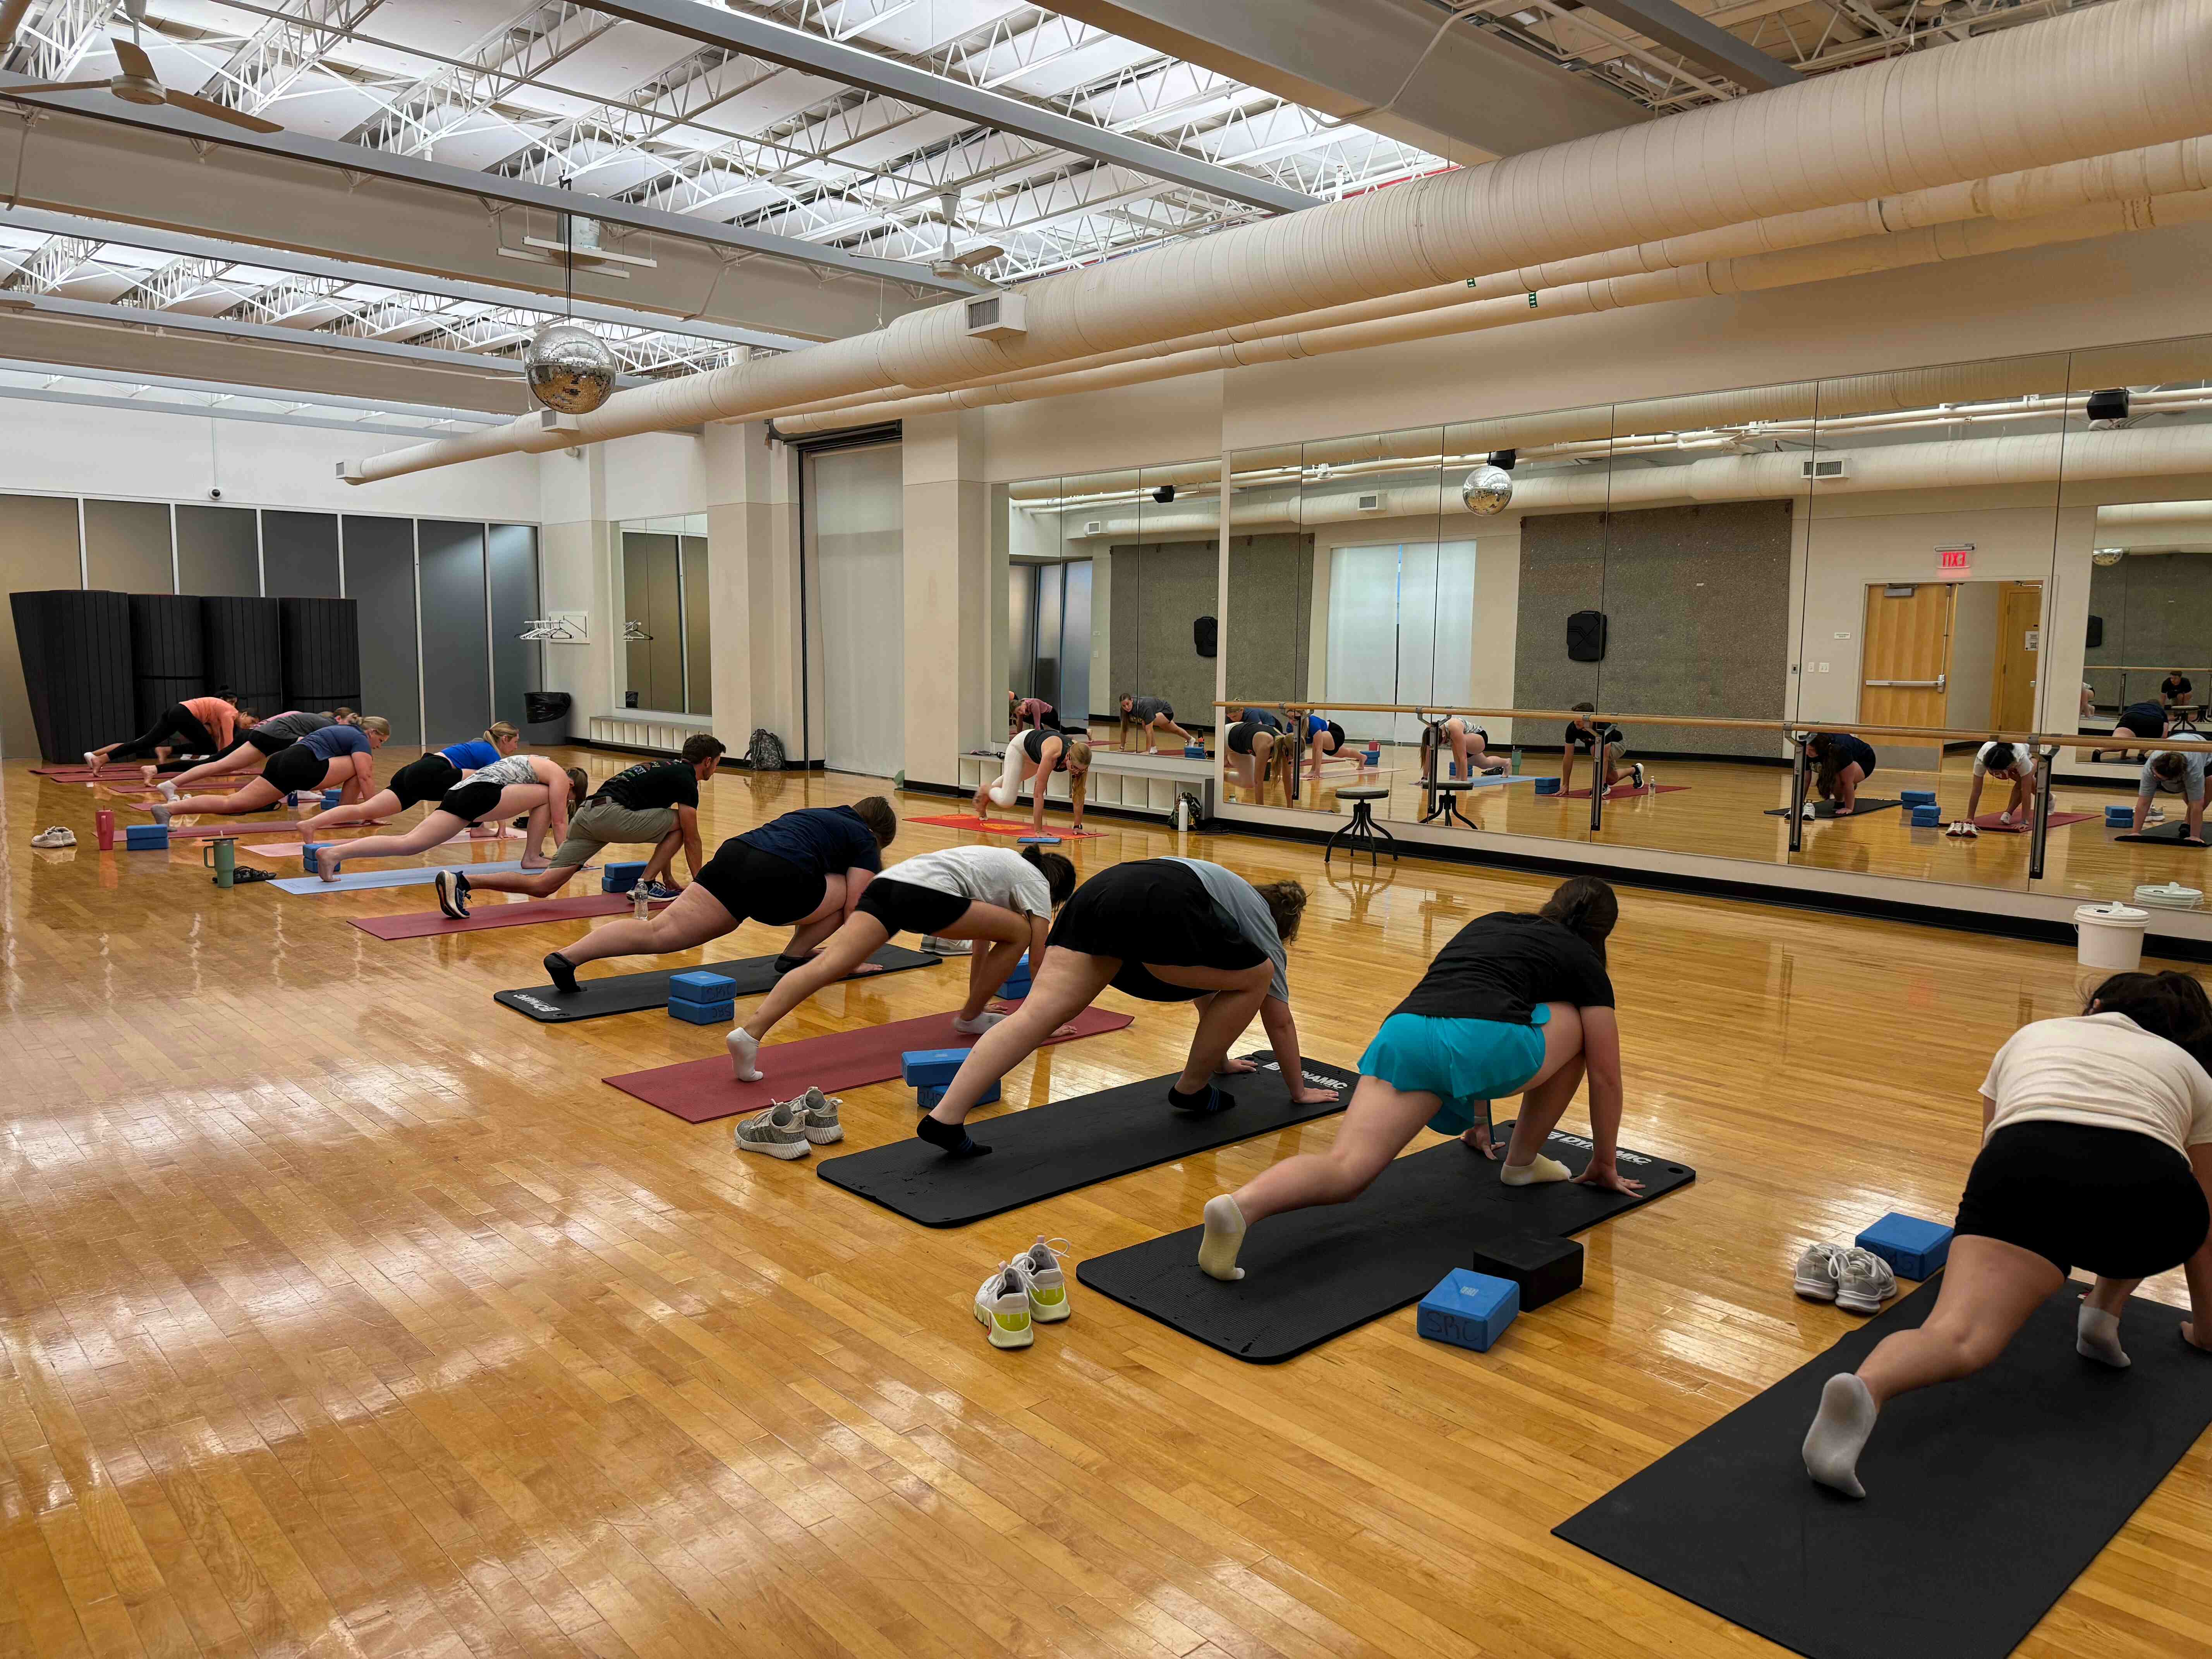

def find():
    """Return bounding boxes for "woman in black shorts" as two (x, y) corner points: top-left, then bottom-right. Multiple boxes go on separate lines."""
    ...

(1224, 716), (1281, 802)
(159, 708), (354, 795)
(914, 857), (1340, 1156)
(146, 717), (389, 823)
(1803, 971), (2212, 1498)
(727, 844), (1078, 1081)
(298, 722), (524, 836)
(539, 799), (898, 994)
(1806, 731), (1877, 815)
(314, 754), (583, 882)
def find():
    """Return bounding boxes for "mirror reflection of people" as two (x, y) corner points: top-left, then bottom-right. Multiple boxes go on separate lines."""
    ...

(1807, 731), (1876, 816)
(2160, 669), (2195, 712)
(1441, 716), (1509, 780)
(2104, 699), (2171, 763)
(2135, 750), (2208, 843)
(1561, 704), (1638, 796)
(1299, 713), (1348, 797)
(1966, 740), (2038, 827)
(1008, 693), (1060, 735)
(1223, 715), (1281, 803)
(1118, 694), (1191, 754)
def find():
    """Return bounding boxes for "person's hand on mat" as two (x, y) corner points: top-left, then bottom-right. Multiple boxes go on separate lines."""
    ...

(1290, 1083), (1341, 1104)
(1574, 1161), (1643, 1194)
(849, 962), (886, 975)
(1221, 1057), (1260, 1074)
(1464, 1124), (1502, 1159)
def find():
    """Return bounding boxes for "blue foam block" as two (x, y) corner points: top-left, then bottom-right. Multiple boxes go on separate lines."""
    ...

(1900, 789), (1937, 805)
(125, 826), (169, 848)
(1416, 1269), (1518, 1352)
(1910, 806), (1942, 826)
(1534, 778), (1561, 795)
(1855, 1211), (1954, 1279)
(2107, 806), (2136, 825)
(321, 787), (343, 807)
(669, 999), (735, 1025)
(668, 971), (737, 1005)
(601, 860), (648, 893)
(1184, 745), (1206, 757)
(1001, 951), (1032, 997)
(1018, 835), (1061, 845)
(301, 842), (334, 872)
(917, 1080), (999, 1109)
(901, 1048), (970, 1087)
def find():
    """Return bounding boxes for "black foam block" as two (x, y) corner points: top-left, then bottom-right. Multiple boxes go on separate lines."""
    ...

(200, 596), (282, 713)
(1470, 1232), (1583, 1309)
(11, 589), (134, 761)
(280, 596), (361, 711)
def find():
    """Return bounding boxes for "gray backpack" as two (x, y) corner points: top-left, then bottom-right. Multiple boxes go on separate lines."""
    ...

(746, 728), (786, 771)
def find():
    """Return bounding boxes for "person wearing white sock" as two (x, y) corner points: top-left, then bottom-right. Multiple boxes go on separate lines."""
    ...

(1803, 969), (2212, 1498)
(726, 844), (1077, 1082)
(1197, 875), (1643, 1282)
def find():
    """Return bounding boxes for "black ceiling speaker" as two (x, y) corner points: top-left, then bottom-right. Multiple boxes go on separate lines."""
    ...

(2085, 388), (2130, 423)
(1152, 484), (1176, 504)
(1194, 615), (1218, 657)
(1488, 448), (1518, 471)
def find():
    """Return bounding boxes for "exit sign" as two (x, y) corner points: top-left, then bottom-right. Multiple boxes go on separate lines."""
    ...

(1938, 545), (1974, 572)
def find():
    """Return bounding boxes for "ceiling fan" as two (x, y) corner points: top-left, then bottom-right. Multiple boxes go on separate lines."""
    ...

(2, 0), (283, 133)
(927, 191), (1003, 283)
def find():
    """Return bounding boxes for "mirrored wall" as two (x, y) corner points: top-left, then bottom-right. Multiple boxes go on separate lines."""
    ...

(617, 514), (710, 716)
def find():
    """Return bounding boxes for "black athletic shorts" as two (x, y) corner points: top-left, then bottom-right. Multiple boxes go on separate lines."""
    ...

(856, 876), (970, 937)
(247, 727), (300, 756)
(1226, 721), (1261, 756)
(693, 839), (827, 927)
(2117, 709), (2167, 739)
(438, 778), (506, 825)
(1048, 860), (1264, 1002)
(389, 754), (462, 809)
(1955, 1120), (2210, 1278)
(263, 742), (330, 793)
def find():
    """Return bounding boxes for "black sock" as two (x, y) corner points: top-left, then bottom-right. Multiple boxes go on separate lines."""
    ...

(543, 951), (579, 994)
(916, 1115), (991, 1157)
(1169, 1082), (1234, 1114)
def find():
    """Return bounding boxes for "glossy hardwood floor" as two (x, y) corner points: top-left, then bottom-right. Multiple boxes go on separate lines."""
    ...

(2, 747), (2205, 1659)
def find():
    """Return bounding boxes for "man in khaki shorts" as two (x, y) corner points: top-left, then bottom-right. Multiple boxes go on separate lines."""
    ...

(435, 734), (724, 916)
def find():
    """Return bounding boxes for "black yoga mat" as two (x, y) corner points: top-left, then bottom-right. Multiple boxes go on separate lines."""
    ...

(493, 945), (940, 1022)
(1077, 1129), (1695, 1362)
(817, 1053), (1359, 1227)
(1762, 797), (1903, 820)
(1555, 1281), (2212, 1659)
(2117, 821), (2209, 845)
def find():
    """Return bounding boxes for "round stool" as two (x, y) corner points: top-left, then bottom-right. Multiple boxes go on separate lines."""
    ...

(1327, 785), (1398, 868)
(1421, 776), (1479, 830)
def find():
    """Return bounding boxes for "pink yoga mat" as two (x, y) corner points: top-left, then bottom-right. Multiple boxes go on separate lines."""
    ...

(1970, 810), (2097, 833)
(1559, 783), (1690, 801)
(605, 1005), (1136, 1124)
(350, 891), (667, 940)
(907, 814), (1105, 838)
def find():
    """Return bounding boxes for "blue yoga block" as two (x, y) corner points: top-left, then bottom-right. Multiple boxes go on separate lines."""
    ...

(1534, 777), (1561, 795)
(321, 787), (343, 807)
(601, 860), (648, 893)
(901, 1048), (970, 1087)
(1855, 1212), (1954, 1279)
(1019, 835), (1060, 845)
(1417, 1269), (1518, 1352)
(301, 842), (335, 871)
(1002, 953), (1032, 997)
(2107, 806), (2135, 825)
(125, 826), (169, 849)
(1910, 806), (1942, 827)
(917, 1080), (999, 1109)
(668, 971), (737, 1005)
(1900, 789), (1937, 806)
(669, 999), (734, 1025)
(1184, 744), (1206, 757)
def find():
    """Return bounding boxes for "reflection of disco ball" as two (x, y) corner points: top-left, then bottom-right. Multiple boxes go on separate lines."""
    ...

(2091, 546), (2126, 567)
(526, 322), (616, 413)
(1460, 464), (1513, 516)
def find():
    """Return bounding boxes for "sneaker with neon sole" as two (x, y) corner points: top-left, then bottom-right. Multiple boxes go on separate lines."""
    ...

(1012, 1236), (1071, 1322)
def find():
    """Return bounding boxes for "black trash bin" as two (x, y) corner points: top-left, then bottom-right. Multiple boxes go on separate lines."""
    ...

(523, 690), (572, 747)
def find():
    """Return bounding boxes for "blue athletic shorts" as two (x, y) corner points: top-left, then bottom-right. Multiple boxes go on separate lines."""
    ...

(1359, 1008), (1551, 1136)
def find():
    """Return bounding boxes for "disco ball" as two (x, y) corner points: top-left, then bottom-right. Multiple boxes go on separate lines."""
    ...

(1460, 464), (1513, 516)
(525, 322), (616, 414)
(2091, 547), (2126, 567)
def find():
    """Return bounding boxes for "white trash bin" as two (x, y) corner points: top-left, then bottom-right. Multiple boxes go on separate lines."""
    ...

(2075, 902), (2150, 973)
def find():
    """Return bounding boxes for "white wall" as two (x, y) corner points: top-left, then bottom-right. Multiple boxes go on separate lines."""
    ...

(1947, 582), (2002, 731)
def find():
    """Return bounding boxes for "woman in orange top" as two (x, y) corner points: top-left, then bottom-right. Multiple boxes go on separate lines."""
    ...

(84, 694), (246, 779)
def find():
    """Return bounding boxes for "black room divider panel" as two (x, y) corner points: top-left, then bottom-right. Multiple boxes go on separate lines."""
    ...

(200, 597), (283, 714)
(280, 598), (361, 712)
(10, 590), (133, 761)
(129, 594), (205, 730)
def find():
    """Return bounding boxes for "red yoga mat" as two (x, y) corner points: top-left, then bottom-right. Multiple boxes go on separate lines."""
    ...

(907, 814), (1105, 838)
(1559, 783), (1690, 800)
(1970, 810), (2097, 833)
(605, 1005), (1135, 1123)
(350, 892), (668, 940)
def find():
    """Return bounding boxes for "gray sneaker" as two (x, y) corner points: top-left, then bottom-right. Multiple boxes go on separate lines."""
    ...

(1835, 1248), (1898, 1315)
(1793, 1242), (1844, 1302)
(920, 935), (973, 955)
(733, 1098), (812, 1160)
(792, 1087), (843, 1145)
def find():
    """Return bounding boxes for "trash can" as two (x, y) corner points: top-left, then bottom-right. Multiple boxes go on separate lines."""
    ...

(523, 690), (572, 746)
(2075, 902), (2150, 973)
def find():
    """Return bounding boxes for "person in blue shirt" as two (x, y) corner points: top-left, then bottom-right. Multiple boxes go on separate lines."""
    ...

(141, 716), (390, 823)
(1297, 712), (1348, 797)
(297, 721), (524, 837)
(1807, 731), (1878, 816)
(540, 798), (898, 994)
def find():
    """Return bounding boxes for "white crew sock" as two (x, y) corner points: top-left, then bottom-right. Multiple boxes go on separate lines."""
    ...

(1198, 1194), (1247, 1281)
(2077, 1303), (2130, 1368)
(726, 1027), (764, 1082)
(1802, 1373), (1877, 1498)
(952, 1012), (1007, 1035)
(1499, 1154), (1572, 1186)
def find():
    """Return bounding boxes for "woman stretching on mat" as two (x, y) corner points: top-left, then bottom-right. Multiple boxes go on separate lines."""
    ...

(83, 694), (246, 778)
(1194, 875), (1637, 1281)
(911, 857), (1340, 1158)
(1118, 694), (1192, 754)
(1009, 693), (1061, 735)
(1561, 705), (1642, 797)
(159, 708), (355, 795)
(316, 754), (583, 882)
(538, 799), (898, 995)
(1434, 716), (1508, 781)
(975, 727), (1091, 834)
(1298, 713), (1350, 798)
(1224, 716), (1282, 803)
(1807, 731), (1877, 816)
(1803, 971), (2212, 1499)
(297, 722), (523, 836)
(727, 843), (1080, 1081)
(1964, 740), (2040, 828)
(144, 717), (388, 823)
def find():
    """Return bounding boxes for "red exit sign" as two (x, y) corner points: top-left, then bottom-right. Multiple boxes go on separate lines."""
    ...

(1937, 545), (1974, 572)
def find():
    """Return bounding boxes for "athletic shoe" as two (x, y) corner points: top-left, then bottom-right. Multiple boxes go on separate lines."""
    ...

(792, 1087), (843, 1145)
(30, 826), (74, 848)
(1630, 763), (1646, 790)
(920, 935), (973, 956)
(974, 1263), (1034, 1349)
(638, 879), (682, 902)
(733, 1099), (813, 1160)
(1793, 1242), (1846, 1302)
(1012, 1236), (1072, 1322)
(1835, 1248), (1898, 1315)
(434, 868), (472, 918)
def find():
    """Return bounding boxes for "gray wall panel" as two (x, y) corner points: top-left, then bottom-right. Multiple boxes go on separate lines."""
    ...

(344, 517), (421, 748)
(84, 499), (173, 593)
(0, 494), (86, 757)
(1105, 539), (1219, 727)
(262, 511), (340, 598)
(175, 505), (261, 596)
(2087, 551), (2212, 707)
(1226, 533), (1313, 706)
(487, 524), (539, 733)
(418, 521), (489, 745)
(682, 535), (711, 716)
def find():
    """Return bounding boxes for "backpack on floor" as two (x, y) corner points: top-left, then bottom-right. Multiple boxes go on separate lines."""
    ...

(746, 728), (787, 771)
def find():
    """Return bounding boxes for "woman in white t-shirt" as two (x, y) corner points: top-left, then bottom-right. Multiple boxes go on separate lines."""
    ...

(1963, 740), (2038, 828)
(727, 843), (1077, 1083)
(1805, 971), (2212, 1498)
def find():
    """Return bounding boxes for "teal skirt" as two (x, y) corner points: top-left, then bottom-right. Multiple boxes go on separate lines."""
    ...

(1359, 1008), (1550, 1136)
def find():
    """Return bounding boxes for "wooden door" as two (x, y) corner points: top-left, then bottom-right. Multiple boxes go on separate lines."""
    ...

(1859, 582), (1956, 729)
(1991, 581), (2043, 730)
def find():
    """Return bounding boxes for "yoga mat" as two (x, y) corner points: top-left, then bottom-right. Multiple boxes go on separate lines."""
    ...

(1077, 1130), (1695, 1363)
(273, 858), (534, 894)
(604, 1005), (1134, 1125)
(907, 814), (1106, 838)
(1969, 809), (2095, 833)
(817, 1053), (1359, 1227)
(1762, 798), (1904, 820)
(2118, 822), (2209, 845)
(495, 944), (940, 1020)
(241, 826), (524, 861)
(1554, 1281), (2212, 1659)
(352, 891), (663, 939)
(1559, 783), (1690, 801)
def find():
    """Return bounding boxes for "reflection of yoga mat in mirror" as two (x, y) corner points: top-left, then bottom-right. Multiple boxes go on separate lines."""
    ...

(1762, 798), (1905, 820)
(1560, 783), (1689, 801)
(906, 814), (1105, 838)
(1969, 810), (2095, 833)
(494, 944), (940, 1020)
(2116, 821), (2211, 846)
(603, 1005), (1134, 1123)
(1554, 1281), (2212, 1659)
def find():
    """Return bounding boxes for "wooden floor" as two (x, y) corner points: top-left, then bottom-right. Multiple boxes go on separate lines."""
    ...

(2, 747), (2206, 1659)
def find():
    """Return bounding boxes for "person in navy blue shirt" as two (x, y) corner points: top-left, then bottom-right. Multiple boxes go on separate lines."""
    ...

(1807, 731), (1878, 816)
(541, 797), (898, 994)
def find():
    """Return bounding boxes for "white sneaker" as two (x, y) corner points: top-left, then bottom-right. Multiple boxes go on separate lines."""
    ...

(1793, 1242), (1845, 1302)
(30, 826), (75, 848)
(1835, 1249), (1898, 1315)
(1630, 763), (1646, 790)
(974, 1263), (1034, 1349)
(733, 1098), (812, 1160)
(1012, 1236), (1072, 1323)
(792, 1086), (843, 1145)
(921, 935), (973, 955)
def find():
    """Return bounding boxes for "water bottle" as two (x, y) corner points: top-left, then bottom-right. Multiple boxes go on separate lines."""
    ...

(632, 886), (651, 920)
(95, 808), (115, 851)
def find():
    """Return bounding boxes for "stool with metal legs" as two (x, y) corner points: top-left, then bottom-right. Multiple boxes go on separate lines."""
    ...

(1327, 785), (1398, 868)
(1421, 776), (1479, 830)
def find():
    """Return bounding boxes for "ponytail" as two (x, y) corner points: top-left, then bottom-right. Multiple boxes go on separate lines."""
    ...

(1021, 844), (1079, 905)
(1538, 875), (1619, 961)
(486, 720), (521, 749)
(563, 765), (590, 807)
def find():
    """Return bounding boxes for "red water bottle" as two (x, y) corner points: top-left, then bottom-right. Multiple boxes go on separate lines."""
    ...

(95, 809), (115, 851)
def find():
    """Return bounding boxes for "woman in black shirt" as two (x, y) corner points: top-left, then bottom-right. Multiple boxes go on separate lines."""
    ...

(1807, 732), (1877, 816)
(1196, 876), (1641, 1281)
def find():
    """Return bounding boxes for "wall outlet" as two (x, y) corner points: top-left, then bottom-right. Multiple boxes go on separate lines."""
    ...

(1818, 662), (1831, 673)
